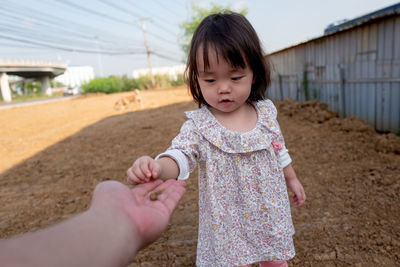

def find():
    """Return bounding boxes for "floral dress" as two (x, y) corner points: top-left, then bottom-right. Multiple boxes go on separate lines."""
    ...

(158, 99), (295, 266)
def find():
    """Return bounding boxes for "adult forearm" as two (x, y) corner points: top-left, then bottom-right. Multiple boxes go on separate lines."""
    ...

(0, 209), (137, 267)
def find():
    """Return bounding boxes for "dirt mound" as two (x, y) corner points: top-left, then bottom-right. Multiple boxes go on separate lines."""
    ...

(374, 133), (400, 154)
(277, 98), (400, 155)
(275, 99), (400, 267)
(276, 98), (337, 123)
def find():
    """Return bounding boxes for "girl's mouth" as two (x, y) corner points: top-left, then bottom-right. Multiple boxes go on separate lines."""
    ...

(219, 99), (233, 106)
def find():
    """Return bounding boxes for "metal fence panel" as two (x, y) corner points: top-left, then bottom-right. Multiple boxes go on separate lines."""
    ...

(267, 16), (400, 133)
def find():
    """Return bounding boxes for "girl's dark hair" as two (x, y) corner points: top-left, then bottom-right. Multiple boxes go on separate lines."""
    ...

(185, 12), (271, 107)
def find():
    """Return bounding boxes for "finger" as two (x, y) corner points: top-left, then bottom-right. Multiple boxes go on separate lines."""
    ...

(297, 188), (306, 206)
(292, 194), (299, 205)
(156, 180), (186, 214)
(126, 167), (140, 185)
(293, 190), (305, 206)
(132, 179), (163, 196)
(302, 188), (306, 202)
(126, 167), (135, 180)
(175, 180), (186, 187)
(126, 168), (134, 183)
(139, 160), (152, 179)
(151, 161), (161, 179)
(163, 185), (186, 214)
(132, 164), (148, 182)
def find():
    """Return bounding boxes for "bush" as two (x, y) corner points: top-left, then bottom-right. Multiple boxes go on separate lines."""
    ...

(81, 74), (185, 94)
(171, 74), (184, 86)
(82, 76), (122, 94)
(135, 75), (153, 90)
(152, 74), (185, 88)
(121, 75), (138, 92)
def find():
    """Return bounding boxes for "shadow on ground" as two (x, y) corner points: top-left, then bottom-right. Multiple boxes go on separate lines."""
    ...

(1, 99), (400, 266)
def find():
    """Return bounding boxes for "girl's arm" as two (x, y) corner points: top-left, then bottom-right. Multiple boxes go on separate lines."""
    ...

(283, 164), (306, 206)
(156, 156), (180, 180)
(127, 120), (199, 185)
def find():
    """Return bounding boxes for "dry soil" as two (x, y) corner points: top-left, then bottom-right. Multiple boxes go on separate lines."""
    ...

(0, 86), (399, 266)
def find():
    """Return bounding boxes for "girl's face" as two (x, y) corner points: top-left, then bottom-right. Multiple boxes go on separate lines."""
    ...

(196, 47), (254, 115)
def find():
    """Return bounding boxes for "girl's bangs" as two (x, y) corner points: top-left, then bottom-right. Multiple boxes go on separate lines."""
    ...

(199, 35), (247, 71)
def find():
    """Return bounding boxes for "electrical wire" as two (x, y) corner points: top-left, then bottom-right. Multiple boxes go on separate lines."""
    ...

(99, 0), (178, 37)
(0, 0), (187, 70)
(55, 0), (179, 46)
(153, 0), (183, 18)
(0, 33), (144, 55)
(0, 3), (143, 47)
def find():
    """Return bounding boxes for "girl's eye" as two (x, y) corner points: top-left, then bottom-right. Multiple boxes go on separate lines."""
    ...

(232, 76), (243, 81)
(204, 79), (215, 83)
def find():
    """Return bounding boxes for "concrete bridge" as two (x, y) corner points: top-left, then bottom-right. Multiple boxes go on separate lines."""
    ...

(0, 58), (67, 102)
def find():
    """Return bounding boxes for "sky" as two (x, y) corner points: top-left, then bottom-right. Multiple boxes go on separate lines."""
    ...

(1, 0), (399, 78)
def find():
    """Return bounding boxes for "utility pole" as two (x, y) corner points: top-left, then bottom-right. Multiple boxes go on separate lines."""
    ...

(94, 36), (104, 77)
(139, 18), (155, 88)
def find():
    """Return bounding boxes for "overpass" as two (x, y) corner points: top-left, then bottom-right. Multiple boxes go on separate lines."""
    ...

(0, 58), (67, 102)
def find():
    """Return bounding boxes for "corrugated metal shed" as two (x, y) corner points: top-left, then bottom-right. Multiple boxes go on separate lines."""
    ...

(266, 3), (400, 133)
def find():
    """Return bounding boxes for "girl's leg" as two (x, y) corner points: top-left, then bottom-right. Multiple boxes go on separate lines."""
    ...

(238, 260), (288, 267)
(258, 260), (288, 267)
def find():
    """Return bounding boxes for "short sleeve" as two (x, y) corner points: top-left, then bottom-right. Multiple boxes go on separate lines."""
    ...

(156, 119), (200, 180)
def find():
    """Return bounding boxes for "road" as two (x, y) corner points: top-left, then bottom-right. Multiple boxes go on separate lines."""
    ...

(0, 95), (77, 110)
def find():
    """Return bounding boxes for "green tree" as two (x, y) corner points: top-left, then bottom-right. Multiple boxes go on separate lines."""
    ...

(50, 79), (65, 88)
(26, 81), (42, 94)
(180, 3), (247, 57)
(82, 76), (123, 94)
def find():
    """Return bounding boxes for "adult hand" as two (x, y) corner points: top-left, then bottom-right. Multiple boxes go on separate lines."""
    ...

(91, 179), (186, 249)
(0, 179), (186, 267)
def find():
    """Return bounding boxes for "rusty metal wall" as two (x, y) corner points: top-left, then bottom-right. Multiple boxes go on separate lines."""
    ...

(267, 16), (400, 133)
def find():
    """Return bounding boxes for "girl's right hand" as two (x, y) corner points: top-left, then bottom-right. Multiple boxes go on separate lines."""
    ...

(126, 156), (162, 185)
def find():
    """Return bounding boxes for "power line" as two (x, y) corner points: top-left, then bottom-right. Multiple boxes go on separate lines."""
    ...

(0, 3), (143, 47)
(99, 0), (178, 37)
(151, 51), (183, 62)
(0, 0), (187, 73)
(56, 0), (134, 26)
(124, 0), (178, 28)
(0, 33), (145, 55)
(153, 0), (182, 18)
(55, 0), (178, 46)
(150, 45), (183, 59)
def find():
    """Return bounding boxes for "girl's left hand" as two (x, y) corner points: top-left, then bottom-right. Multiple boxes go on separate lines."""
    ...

(286, 178), (306, 206)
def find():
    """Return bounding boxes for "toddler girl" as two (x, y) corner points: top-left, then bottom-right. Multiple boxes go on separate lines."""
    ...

(127, 12), (306, 267)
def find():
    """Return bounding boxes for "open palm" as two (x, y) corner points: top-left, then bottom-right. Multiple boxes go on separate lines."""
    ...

(92, 179), (186, 249)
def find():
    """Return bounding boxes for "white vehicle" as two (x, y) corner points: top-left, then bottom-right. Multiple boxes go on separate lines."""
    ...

(63, 87), (82, 96)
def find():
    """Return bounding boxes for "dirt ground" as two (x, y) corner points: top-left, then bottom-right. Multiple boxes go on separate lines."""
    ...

(0, 86), (399, 266)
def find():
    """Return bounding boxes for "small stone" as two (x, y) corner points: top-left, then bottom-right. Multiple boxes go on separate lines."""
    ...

(150, 188), (165, 201)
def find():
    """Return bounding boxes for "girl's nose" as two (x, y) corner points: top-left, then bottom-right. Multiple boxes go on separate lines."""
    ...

(218, 81), (231, 94)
